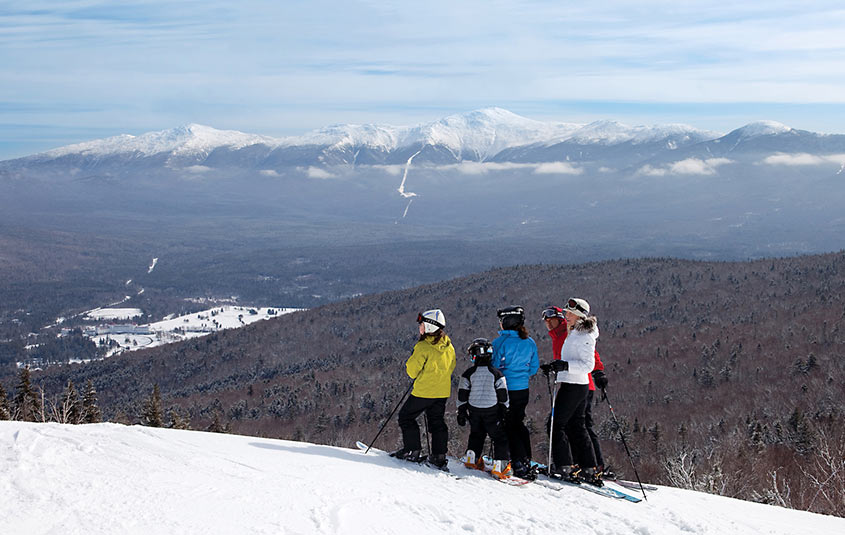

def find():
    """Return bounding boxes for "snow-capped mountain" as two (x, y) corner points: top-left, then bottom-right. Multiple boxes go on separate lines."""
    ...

(3, 108), (845, 260)
(1, 108), (725, 170)
(3, 421), (843, 534)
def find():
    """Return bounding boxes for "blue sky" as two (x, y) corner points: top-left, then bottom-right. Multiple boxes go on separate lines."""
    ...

(2, 0), (845, 160)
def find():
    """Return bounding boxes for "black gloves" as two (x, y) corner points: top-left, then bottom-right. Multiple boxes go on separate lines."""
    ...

(497, 403), (509, 425)
(541, 360), (568, 376)
(592, 370), (608, 389)
(457, 405), (468, 426)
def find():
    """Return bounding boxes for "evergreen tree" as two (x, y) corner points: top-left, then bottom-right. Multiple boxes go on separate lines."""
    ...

(0, 384), (10, 420)
(81, 379), (102, 424)
(13, 367), (41, 422)
(206, 411), (227, 433)
(60, 380), (82, 424)
(141, 384), (163, 427)
(167, 407), (191, 430)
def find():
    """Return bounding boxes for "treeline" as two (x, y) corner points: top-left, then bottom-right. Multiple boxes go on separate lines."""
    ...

(0, 367), (101, 424)
(4, 252), (844, 517)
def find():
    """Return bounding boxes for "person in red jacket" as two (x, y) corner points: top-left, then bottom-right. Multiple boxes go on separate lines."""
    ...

(541, 306), (613, 478)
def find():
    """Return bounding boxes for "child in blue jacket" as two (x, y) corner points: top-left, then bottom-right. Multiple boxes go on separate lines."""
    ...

(492, 306), (539, 478)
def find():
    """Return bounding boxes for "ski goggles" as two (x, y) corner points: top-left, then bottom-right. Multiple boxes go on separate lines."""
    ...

(541, 307), (564, 320)
(563, 298), (589, 316)
(417, 313), (444, 329)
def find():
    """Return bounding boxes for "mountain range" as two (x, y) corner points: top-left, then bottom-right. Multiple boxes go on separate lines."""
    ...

(5, 107), (844, 172)
(2, 108), (845, 264)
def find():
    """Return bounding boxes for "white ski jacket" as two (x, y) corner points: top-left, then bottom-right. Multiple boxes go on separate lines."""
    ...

(556, 317), (598, 385)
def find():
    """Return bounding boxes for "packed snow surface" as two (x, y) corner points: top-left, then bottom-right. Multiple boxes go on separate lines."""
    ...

(2, 422), (842, 535)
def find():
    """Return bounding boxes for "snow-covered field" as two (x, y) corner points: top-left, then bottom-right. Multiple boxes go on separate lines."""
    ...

(1, 422), (842, 535)
(87, 306), (300, 357)
(84, 307), (143, 320)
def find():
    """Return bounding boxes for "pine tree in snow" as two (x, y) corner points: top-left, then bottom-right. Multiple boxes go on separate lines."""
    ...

(81, 379), (102, 424)
(0, 384), (10, 420)
(12, 367), (41, 422)
(141, 384), (163, 427)
(167, 407), (191, 430)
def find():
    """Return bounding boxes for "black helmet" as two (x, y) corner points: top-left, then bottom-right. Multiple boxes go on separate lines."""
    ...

(497, 306), (524, 330)
(467, 338), (493, 364)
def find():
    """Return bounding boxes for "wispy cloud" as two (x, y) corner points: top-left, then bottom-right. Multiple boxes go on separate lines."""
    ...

(305, 166), (335, 179)
(534, 162), (582, 175)
(2, 2), (845, 159)
(436, 161), (582, 175)
(761, 153), (845, 166)
(638, 157), (733, 176)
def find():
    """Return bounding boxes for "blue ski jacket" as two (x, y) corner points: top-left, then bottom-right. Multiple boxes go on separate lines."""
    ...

(491, 330), (539, 391)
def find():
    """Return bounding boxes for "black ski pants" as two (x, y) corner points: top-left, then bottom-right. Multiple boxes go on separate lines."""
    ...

(397, 395), (448, 455)
(550, 383), (596, 468)
(466, 406), (510, 460)
(584, 389), (605, 467)
(505, 389), (532, 463)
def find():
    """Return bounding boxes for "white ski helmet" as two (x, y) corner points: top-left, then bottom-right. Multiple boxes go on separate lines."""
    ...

(418, 309), (446, 334)
(563, 297), (590, 318)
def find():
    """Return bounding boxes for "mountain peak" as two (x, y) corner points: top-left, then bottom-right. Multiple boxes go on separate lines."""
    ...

(731, 121), (793, 139)
(39, 124), (278, 159)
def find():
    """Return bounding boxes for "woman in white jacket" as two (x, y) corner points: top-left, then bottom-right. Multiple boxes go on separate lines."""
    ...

(547, 297), (601, 484)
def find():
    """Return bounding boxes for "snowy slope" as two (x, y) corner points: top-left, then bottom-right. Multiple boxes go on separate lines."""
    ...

(2, 422), (843, 535)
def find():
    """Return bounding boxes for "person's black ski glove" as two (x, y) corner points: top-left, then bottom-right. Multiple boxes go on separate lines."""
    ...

(497, 403), (509, 426)
(592, 370), (608, 389)
(540, 362), (553, 376)
(551, 360), (568, 372)
(457, 405), (468, 426)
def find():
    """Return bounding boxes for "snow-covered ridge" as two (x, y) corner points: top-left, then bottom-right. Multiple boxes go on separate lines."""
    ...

(729, 120), (794, 139)
(2, 422), (843, 534)
(22, 108), (727, 163)
(560, 120), (718, 146)
(39, 124), (280, 159)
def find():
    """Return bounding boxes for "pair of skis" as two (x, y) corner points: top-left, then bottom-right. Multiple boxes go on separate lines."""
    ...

(356, 441), (642, 500)
(356, 442), (529, 485)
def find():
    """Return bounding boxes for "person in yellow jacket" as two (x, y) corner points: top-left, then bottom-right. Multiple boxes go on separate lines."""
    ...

(389, 309), (456, 470)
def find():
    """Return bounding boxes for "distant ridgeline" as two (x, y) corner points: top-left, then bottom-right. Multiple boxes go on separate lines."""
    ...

(4, 251), (845, 517)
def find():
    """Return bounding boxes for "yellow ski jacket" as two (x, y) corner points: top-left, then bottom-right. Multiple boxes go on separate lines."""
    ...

(406, 334), (456, 399)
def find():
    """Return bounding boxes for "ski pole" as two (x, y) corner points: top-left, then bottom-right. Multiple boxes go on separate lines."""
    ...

(364, 380), (414, 454)
(547, 380), (560, 473)
(423, 412), (431, 457)
(602, 387), (648, 501)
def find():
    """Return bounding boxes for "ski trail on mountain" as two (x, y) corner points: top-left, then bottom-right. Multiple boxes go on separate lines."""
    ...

(402, 198), (414, 218)
(397, 149), (422, 218)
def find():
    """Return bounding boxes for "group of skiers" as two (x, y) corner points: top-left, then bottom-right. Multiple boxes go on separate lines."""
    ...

(388, 299), (612, 485)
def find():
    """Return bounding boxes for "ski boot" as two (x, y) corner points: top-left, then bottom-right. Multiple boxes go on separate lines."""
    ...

(426, 453), (449, 472)
(389, 448), (424, 463)
(598, 465), (617, 480)
(512, 458), (537, 481)
(491, 459), (513, 480)
(581, 466), (603, 487)
(460, 450), (486, 470)
(549, 464), (581, 483)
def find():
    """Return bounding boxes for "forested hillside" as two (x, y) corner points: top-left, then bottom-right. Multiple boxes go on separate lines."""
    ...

(3, 252), (844, 516)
